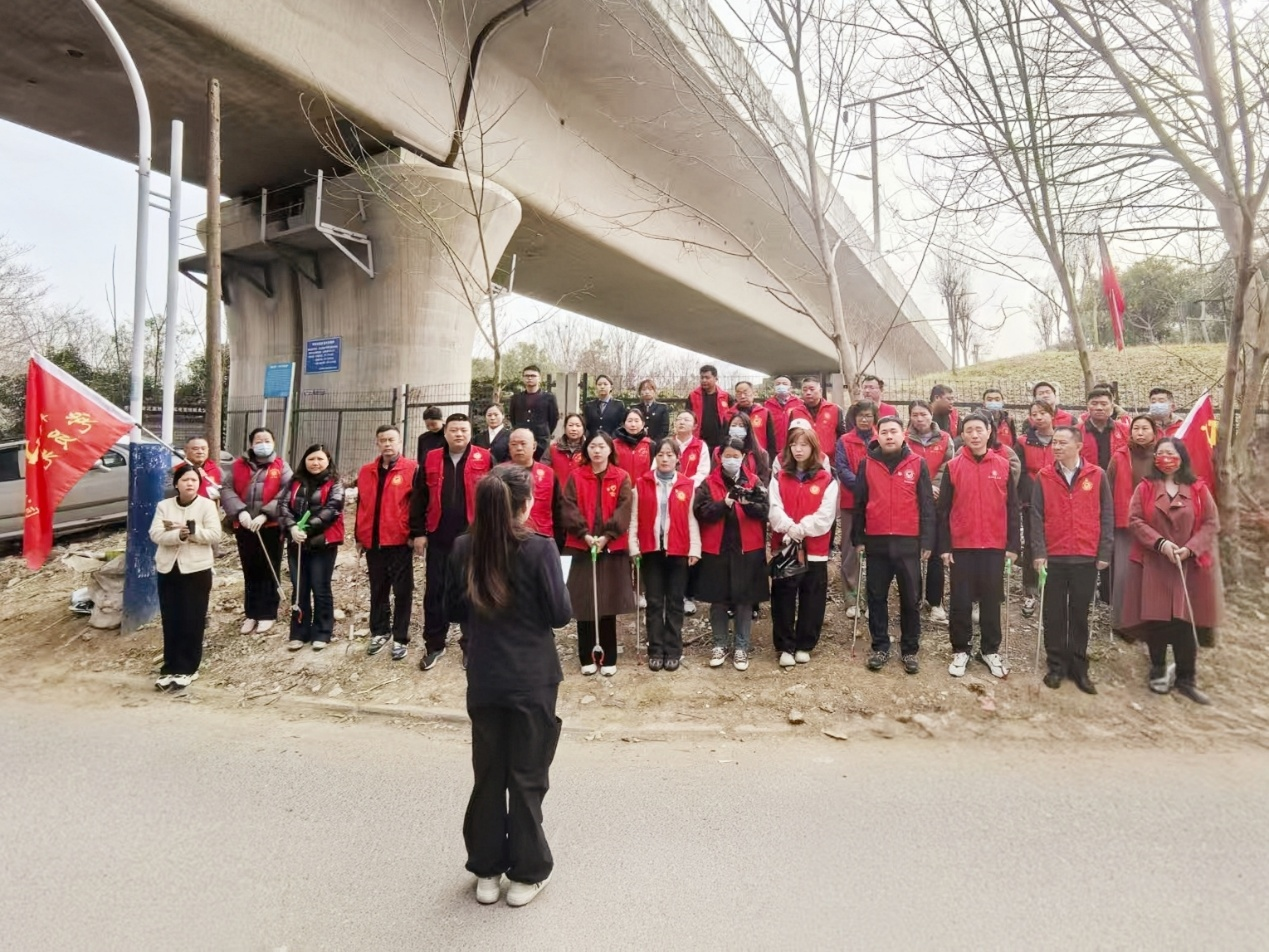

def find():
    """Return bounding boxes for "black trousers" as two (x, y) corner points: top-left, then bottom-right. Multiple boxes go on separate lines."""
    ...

(1144, 620), (1199, 683)
(577, 617), (618, 665)
(948, 549), (1005, 655)
(643, 551), (687, 660)
(866, 549), (922, 655)
(365, 545), (413, 643)
(287, 544), (338, 643)
(423, 543), (454, 653)
(465, 684), (562, 885)
(770, 561), (828, 654)
(1042, 559), (1097, 678)
(924, 525), (946, 607)
(236, 525), (282, 620)
(157, 566), (212, 676)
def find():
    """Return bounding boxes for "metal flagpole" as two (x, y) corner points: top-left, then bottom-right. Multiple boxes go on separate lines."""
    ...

(160, 119), (183, 444)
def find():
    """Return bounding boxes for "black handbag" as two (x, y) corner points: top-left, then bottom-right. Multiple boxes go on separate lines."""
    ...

(769, 541), (808, 580)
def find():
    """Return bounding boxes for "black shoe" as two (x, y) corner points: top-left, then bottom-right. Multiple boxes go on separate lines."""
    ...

(866, 650), (889, 671)
(1072, 673), (1097, 695)
(1175, 681), (1211, 705)
(902, 654), (919, 675)
(461, 650), (469, 671)
(419, 647), (446, 671)
(390, 641), (407, 662)
(663, 657), (681, 672)
(648, 657), (664, 671)
(1043, 672), (1063, 690)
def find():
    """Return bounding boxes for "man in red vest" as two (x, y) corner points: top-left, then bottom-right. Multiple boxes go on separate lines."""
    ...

(1147, 386), (1184, 437)
(762, 375), (806, 454)
(1079, 386), (1128, 604)
(929, 384), (959, 438)
(181, 436), (224, 499)
(860, 375), (898, 419)
(938, 412), (1020, 679)
(798, 377), (847, 456)
(508, 427), (560, 545)
(688, 363), (731, 452)
(852, 417), (935, 674)
(1030, 426), (1113, 693)
(410, 413), (492, 670)
(1032, 381), (1074, 427)
(355, 425), (419, 662)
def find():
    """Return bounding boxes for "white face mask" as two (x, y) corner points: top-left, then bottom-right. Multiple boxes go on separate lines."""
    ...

(728, 426), (746, 441)
(775, 385), (790, 396)
(1149, 402), (1170, 417)
(720, 457), (742, 477)
(252, 442), (274, 458)
(984, 401), (1004, 412)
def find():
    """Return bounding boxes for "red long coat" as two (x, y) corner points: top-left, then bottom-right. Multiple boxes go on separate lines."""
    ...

(1120, 480), (1223, 633)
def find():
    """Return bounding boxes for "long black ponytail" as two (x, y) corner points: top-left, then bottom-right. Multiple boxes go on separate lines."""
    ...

(466, 463), (533, 614)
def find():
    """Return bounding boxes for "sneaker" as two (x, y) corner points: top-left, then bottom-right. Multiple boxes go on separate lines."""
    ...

(926, 604), (948, 624)
(367, 635), (388, 656)
(902, 654), (919, 674)
(256, 619), (275, 634)
(154, 674), (175, 690)
(240, 618), (257, 634)
(476, 875), (502, 905)
(312, 641), (328, 651)
(948, 652), (970, 677)
(866, 650), (889, 671)
(1021, 597), (1036, 618)
(1149, 663), (1176, 694)
(506, 876), (549, 908)
(287, 639), (304, 651)
(683, 599), (697, 615)
(981, 653), (1008, 678)
(1175, 680), (1211, 705)
(794, 650), (811, 664)
(600, 665), (617, 677)
(391, 642), (408, 662)
(733, 649), (750, 671)
(581, 663), (598, 676)
(170, 672), (199, 689)
(709, 647), (728, 668)
(419, 647), (445, 670)
(778, 651), (796, 668)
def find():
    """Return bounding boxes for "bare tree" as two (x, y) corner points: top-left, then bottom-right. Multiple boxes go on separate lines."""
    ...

(0, 237), (104, 375)
(1031, 284), (1061, 350)
(933, 253), (970, 370)
(1049, 0), (1269, 577)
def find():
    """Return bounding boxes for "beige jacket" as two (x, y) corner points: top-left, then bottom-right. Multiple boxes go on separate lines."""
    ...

(149, 496), (222, 574)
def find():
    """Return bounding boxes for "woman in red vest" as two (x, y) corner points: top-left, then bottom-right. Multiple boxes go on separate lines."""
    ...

(548, 413), (586, 491)
(559, 431), (635, 675)
(629, 439), (701, 670)
(1018, 401), (1056, 618)
(1107, 415), (1159, 634)
(278, 443), (345, 651)
(907, 400), (954, 623)
(613, 407), (653, 476)
(1121, 438), (1221, 704)
(769, 428), (839, 667)
(219, 427), (293, 635)
(694, 438), (770, 671)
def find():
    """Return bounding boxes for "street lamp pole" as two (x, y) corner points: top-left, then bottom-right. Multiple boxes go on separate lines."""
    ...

(842, 87), (923, 256)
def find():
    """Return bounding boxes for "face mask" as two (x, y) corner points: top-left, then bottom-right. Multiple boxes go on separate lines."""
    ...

(728, 426), (746, 441)
(985, 401), (1004, 412)
(1154, 454), (1181, 474)
(252, 442), (273, 458)
(720, 457), (742, 477)
(1149, 402), (1170, 418)
(775, 385), (790, 396)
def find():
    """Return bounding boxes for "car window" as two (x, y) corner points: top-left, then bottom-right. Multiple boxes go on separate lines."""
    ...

(100, 450), (126, 469)
(0, 446), (20, 483)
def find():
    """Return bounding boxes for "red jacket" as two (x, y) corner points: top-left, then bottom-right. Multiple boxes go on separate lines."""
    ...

(423, 445), (491, 533)
(232, 457), (286, 526)
(697, 470), (766, 555)
(799, 400), (844, 460)
(527, 461), (556, 538)
(677, 436), (707, 481)
(565, 465), (631, 552)
(875, 401), (899, 419)
(634, 470), (695, 556)
(1034, 463), (1106, 558)
(549, 444), (582, 489)
(945, 447), (1011, 549)
(1051, 407), (1074, 427)
(355, 457), (418, 548)
(772, 469), (834, 556)
(995, 415), (1017, 448)
(863, 450), (925, 537)
(287, 479), (346, 545)
(835, 429), (871, 510)
(688, 387), (730, 439)
(613, 436), (652, 476)
(762, 395), (807, 454)
(1021, 436), (1055, 478)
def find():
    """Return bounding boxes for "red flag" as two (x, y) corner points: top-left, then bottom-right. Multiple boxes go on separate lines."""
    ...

(1098, 229), (1126, 351)
(23, 353), (133, 569)
(1175, 392), (1218, 491)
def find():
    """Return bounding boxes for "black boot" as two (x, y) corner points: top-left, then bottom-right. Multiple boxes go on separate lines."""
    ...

(1175, 679), (1211, 705)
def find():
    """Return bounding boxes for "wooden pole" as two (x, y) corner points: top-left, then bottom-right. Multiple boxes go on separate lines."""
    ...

(205, 78), (223, 464)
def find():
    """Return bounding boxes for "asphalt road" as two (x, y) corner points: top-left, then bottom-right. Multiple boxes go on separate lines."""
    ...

(2, 696), (1266, 951)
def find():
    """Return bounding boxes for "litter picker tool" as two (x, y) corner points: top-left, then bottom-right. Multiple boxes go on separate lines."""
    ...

(590, 544), (604, 669)
(290, 512), (311, 623)
(1176, 556), (1200, 654)
(1003, 557), (1013, 660)
(850, 552), (865, 657)
(256, 524), (284, 601)
(634, 554), (643, 663)
(1033, 564), (1047, 670)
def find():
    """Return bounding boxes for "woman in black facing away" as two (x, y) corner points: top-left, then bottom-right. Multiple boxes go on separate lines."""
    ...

(444, 463), (571, 908)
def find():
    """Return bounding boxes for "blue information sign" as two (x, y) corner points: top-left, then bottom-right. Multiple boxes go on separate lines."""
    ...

(305, 336), (342, 375)
(263, 362), (293, 399)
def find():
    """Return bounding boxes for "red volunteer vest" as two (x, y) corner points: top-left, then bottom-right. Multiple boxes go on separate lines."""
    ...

(697, 470), (766, 555)
(802, 401), (842, 462)
(689, 388), (731, 439)
(1051, 407), (1074, 427)
(863, 452), (924, 537)
(232, 457), (285, 526)
(565, 465), (630, 552)
(288, 479), (346, 545)
(1021, 438), (1055, 478)
(835, 430), (871, 510)
(423, 446), (491, 533)
(355, 457), (418, 548)
(945, 447), (1010, 549)
(995, 416), (1017, 448)
(875, 401), (899, 419)
(613, 437), (652, 476)
(906, 431), (950, 484)
(634, 470), (695, 556)
(772, 468), (834, 556)
(1079, 416), (1128, 469)
(549, 444), (582, 489)
(1109, 446), (1151, 530)
(177, 459), (224, 499)
(729, 405), (770, 453)
(677, 437), (707, 480)
(1037, 463), (1104, 558)
(528, 461), (556, 538)
(763, 396), (805, 453)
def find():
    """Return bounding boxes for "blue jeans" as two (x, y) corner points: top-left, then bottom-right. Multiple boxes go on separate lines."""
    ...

(710, 601), (753, 651)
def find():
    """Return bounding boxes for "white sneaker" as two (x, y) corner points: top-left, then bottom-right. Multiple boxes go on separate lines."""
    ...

(154, 674), (175, 690)
(948, 652), (969, 677)
(981, 653), (1008, 678)
(506, 876), (549, 908)
(927, 604), (948, 624)
(256, 619), (275, 633)
(286, 639), (304, 651)
(638, 594), (647, 609)
(1022, 596), (1037, 617)
(733, 649), (750, 671)
(779, 651), (796, 668)
(794, 650), (811, 664)
(709, 647), (728, 668)
(581, 663), (598, 676)
(475, 875), (502, 905)
(240, 618), (257, 634)
(170, 672), (199, 689)
(600, 665), (617, 677)
(683, 599), (697, 615)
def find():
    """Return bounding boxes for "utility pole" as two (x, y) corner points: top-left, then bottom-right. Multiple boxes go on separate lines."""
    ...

(205, 78), (223, 465)
(841, 87), (922, 256)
